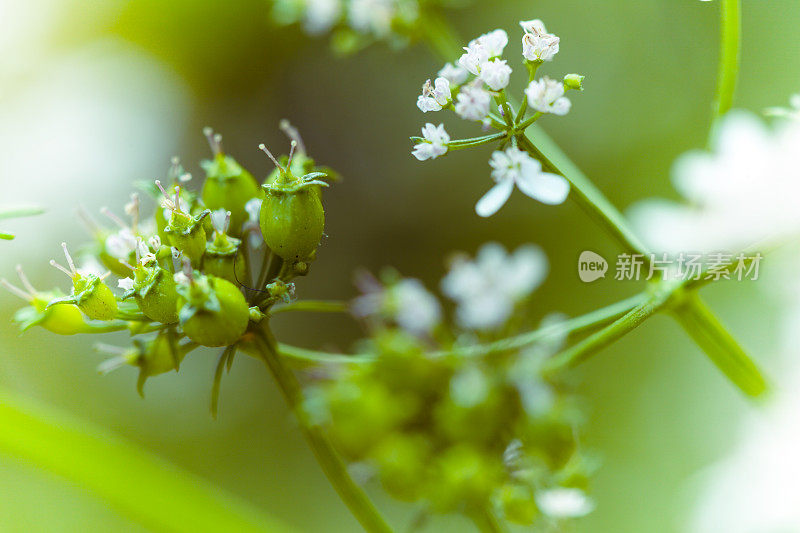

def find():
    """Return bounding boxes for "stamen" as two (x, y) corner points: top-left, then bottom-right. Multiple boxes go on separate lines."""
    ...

(286, 140), (297, 171)
(126, 193), (141, 233)
(100, 207), (128, 230)
(258, 143), (285, 171)
(50, 259), (74, 278)
(203, 127), (222, 155)
(224, 211), (231, 233)
(76, 206), (101, 235)
(61, 243), (77, 275)
(0, 278), (32, 300)
(16, 265), (36, 294)
(279, 119), (306, 154)
(99, 271), (112, 282)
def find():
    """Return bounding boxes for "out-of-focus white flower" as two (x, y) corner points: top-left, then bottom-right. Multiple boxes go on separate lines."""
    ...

(412, 123), (449, 161)
(479, 58), (512, 91)
(77, 256), (106, 278)
(450, 365), (490, 408)
(765, 93), (800, 121)
(455, 83), (492, 121)
(438, 62), (469, 85)
(105, 227), (137, 259)
(476, 146), (569, 217)
(537, 488), (595, 519)
(173, 271), (190, 285)
(117, 277), (135, 291)
(416, 77), (451, 113)
(520, 19), (560, 62)
(348, 0), (394, 37)
(352, 274), (441, 335)
(630, 112), (800, 253)
(525, 76), (571, 115)
(303, 0), (342, 34)
(243, 197), (263, 248)
(441, 242), (548, 330)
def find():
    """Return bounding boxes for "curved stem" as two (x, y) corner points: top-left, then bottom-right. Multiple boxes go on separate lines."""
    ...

(0, 388), (286, 532)
(253, 325), (393, 533)
(711, 0), (741, 132)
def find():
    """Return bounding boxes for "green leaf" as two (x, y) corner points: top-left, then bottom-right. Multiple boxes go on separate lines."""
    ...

(0, 388), (292, 532)
(672, 295), (769, 398)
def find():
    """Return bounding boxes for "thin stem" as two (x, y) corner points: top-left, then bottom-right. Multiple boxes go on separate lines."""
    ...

(276, 293), (648, 364)
(514, 112), (542, 132)
(516, 132), (652, 261)
(253, 325), (393, 533)
(711, 0), (741, 133)
(270, 300), (349, 315)
(542, 289), (670, 375)
(0, 206), (44, 220)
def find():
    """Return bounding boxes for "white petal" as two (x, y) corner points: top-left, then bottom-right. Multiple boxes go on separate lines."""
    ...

(516, 169), (570, 205)
(475, 179), (514, 217)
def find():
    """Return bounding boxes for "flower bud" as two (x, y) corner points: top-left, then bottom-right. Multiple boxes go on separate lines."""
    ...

(176, 271), (249, 347)
(157, 181), (210, 265)
(497, 484), (538, 525)
(201, 128), (260, 235)
(563, 73), (585, 91)
(258, 142), (327, 261)
(202, 210), (246, 284)
(48, 243), (118, 321)
(122, 265), (179, 324)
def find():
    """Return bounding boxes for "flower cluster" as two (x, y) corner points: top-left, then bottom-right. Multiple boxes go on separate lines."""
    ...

(310, 243), (592, 526)
(270, 0), (455, 53)
(3, 125), (335, 393)
(411, 20), (584, 217)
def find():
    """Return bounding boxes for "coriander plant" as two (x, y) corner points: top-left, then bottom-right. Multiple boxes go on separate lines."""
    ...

(3, 0), (791, 531)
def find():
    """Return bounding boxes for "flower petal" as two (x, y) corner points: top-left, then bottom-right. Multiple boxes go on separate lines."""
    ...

(516, 169), (570, 205)
(475, 179), (514, 217)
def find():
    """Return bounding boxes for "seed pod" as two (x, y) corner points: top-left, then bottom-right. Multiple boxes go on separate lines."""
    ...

(202, 210), (246, 284)
(48, 243), (118, 321)
(201, 128), (260, 235)
(124, 265), (179, 324)
(176, 272), (249, 347)
(2, 267), (102, 335)
(257, 142), (327, 261)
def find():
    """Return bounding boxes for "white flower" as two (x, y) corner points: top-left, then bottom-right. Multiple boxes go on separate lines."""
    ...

(525, 76), (571, 115)
(438, 62), (469, 85)
(765, 93), (800, 120)
(352, 275), (441, 335)
(479, 59), (512, 91)
(520, 19), (560, 62)
(455, 83), (492, 121)
(173, 272), (190, 285)
(476, 29), (508, 57)
(243, 197), (264, 248)
(416, 77), (451, 113)
(537, 488), (595, 519)
(441, 242), (548, 330)
(211, 208), (230, 234)
(148, 235), (161, 250)
(136, 238), (157, 266)
(458, 40), (490, 76)
(105, 228), (137, 259)
(77, 256), (106, 278)
(476, 147), (569, 217)
(348, 0), (393, 37)
(303, 0), (342, 34)
(412, 123), (449, 161)
(118, 277), (135, 291)
(630, 112), (800, 253)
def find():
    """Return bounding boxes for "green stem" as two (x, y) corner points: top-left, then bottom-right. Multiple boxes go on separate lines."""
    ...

(470, 508), (506, 533)
(270, 300), (349, 315)
(671, 294), (768, 398)
(0, 388), (287, 532)
(711, 0), (741, 132)
(542, 289), (670, 374)
(514, 112), (542, 132)
(253, 325), (393, 533)
(277, 293), (648, 364)
(0, 206), (44, 220)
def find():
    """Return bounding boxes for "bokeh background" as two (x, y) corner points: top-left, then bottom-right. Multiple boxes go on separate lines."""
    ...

(1, 1), (799, 531)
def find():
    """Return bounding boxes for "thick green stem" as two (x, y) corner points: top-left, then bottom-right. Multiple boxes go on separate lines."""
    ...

(672, 294), (768, 398)
(711, 0), (741, 132)
(253, 325), (393, 533)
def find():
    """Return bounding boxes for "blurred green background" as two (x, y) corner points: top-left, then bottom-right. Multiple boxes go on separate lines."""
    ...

(1, 0), (798, 531)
